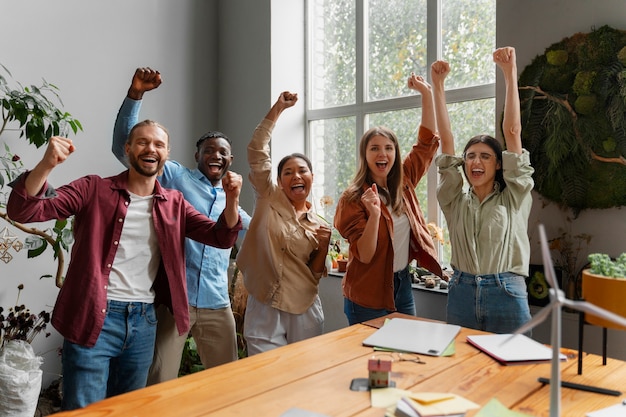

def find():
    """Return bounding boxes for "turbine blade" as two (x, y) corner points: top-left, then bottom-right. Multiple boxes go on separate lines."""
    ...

(562, 299), (626, 329)
(512, 303), (554, 335)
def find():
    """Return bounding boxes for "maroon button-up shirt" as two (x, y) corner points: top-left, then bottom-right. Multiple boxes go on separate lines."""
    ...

(8, 170), (242, 347)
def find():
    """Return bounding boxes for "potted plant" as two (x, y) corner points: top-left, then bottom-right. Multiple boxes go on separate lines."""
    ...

(1, 63), (82, 287)
(581, 253), (626, 330)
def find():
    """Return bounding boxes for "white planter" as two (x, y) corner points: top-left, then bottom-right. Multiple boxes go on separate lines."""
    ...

(0, 340), (43, 417)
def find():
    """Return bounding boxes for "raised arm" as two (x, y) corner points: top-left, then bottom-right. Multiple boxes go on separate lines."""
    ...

(494, 47), (522, 154)
(431, 60), (455, 155)
(126, 67), (162, 101)
(25, 137), (75, 196)
(264, 91), (298, 123)
(407, 73), (436, 136)
(112, 68), (162, 164)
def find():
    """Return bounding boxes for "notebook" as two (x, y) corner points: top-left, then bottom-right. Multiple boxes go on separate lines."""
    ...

(466, 333), (567, 365)
(362, 318), (461, 356)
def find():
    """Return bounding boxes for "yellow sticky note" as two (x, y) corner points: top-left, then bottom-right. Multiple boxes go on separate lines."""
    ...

(370, 387), (411, 408)
(405, 392), (480, 416)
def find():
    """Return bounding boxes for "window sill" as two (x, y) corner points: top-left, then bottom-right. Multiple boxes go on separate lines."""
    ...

(326, 270), (449, 295)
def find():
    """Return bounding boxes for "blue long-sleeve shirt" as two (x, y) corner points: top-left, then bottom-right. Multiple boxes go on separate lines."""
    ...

(113, 97), (251, 309)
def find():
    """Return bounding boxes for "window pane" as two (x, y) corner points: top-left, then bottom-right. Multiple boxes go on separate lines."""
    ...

(368, 0), (427, 101)
(309, 117), (357, 228)
(368, 108), (428, 219)
(442, 0), (496, 89)
(447, 98), (495, 154)
(309, 0), (356, 109)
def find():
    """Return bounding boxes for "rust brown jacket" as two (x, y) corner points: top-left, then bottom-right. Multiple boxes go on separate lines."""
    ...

(334, 126), (443, 311)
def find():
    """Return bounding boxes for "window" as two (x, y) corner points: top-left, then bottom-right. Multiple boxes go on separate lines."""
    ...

(307, 0), (496, 264)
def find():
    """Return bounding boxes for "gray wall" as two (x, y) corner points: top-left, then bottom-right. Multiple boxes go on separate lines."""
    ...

(1, 0), (626, 388)
(0, 0), (225, 388)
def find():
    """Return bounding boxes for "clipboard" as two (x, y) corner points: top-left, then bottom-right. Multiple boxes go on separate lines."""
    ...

(362, 318), (461, 356)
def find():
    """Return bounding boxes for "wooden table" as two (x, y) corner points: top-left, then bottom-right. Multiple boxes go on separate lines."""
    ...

(52, 313), (626, 417)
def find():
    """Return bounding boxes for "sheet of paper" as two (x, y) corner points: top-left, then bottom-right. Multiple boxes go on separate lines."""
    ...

(404, 392), (479, 416)
(587, 402), (626, 417)
(370, 387), (412, 408)
(474, 398), (535, 417)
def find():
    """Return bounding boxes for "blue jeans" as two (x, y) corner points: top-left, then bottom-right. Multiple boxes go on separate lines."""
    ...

(446, 270), (531, 334)
(344, 266), (416, 325)
(61, 300), (157, 410)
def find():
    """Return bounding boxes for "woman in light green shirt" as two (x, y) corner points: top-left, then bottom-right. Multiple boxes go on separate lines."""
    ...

(432, 47), (534, 334)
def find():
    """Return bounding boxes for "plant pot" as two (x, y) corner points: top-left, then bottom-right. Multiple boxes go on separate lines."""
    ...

(581, 269), (626, 330)
(337, 259), (348, 273)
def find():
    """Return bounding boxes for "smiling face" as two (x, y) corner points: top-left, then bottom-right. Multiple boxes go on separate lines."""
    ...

(126, 124), (169, 178)
(463, 142), (501, 191)
(365, 134), (397, 187)
(277, 156), (313, 207)
(196, 137), (233, 185)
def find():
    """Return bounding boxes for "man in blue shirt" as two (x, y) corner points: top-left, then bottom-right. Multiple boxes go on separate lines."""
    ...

(112, 68), (251, 384)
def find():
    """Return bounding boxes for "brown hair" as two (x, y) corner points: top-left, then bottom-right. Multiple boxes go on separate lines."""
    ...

(127, 119), (170, 148)
(343, 126), (404, 215)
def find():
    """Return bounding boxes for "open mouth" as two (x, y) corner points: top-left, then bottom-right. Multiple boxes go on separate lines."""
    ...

(470, 168), (484, 178)
(141, 155), (158, 166)
(291, 184), (306, 195)
(208, 162), (223, 175)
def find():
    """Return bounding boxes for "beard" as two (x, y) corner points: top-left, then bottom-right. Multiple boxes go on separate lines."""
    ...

(128, 152), (165, 177)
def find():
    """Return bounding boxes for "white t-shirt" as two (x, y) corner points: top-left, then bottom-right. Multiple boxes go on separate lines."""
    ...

(390, 207), (410, 272)
(107, 192), (160, 302)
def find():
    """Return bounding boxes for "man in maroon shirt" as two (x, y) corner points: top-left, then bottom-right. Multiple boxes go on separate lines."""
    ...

(7, 120), (242, 410)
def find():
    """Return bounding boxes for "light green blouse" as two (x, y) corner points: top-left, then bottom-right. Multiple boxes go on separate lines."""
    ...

(436, 150), (534, 276)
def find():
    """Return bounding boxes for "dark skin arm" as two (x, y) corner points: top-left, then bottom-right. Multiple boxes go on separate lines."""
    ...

(127, 67), (162, 100)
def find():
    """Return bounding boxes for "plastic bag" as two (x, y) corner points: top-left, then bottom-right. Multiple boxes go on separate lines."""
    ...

(0, 340), (44, 417)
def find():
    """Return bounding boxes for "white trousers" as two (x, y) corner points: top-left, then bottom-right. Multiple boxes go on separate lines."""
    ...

(243, 294), (324, 356)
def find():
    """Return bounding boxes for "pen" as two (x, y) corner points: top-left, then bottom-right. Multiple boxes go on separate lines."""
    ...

(537, 377), (622, 397)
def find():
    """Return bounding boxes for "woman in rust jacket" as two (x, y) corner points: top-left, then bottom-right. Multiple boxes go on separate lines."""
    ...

(334, 73), (443, 325)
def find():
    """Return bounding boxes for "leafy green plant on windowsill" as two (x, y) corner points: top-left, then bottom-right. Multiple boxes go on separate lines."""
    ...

(0, 63), (82, 287)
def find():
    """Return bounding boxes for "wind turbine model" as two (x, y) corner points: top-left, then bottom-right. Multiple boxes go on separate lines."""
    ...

(511, 224), (626, 417)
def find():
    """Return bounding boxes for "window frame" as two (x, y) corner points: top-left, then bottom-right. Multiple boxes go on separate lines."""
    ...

(304, 0), (496, 262)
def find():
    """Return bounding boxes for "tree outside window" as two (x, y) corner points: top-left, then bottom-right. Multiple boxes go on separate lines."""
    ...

(307, 0), (496, 265)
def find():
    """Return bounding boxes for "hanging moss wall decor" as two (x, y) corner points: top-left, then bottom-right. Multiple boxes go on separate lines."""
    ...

(518, 25), (626, 212)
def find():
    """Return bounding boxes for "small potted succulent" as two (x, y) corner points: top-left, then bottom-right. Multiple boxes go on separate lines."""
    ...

(581, 253), (626, 330)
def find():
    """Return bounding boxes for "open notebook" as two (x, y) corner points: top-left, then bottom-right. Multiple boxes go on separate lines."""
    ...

(362, 318), (461, 356)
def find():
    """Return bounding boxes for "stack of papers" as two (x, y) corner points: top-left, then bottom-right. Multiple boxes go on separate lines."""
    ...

(466, 334), (567, 365)
(393, 393), (479, 417)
